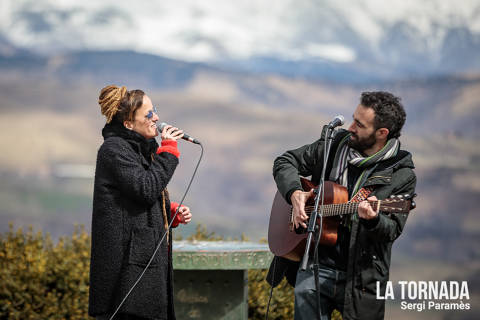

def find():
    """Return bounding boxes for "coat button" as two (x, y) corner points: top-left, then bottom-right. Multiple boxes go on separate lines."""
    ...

(372, 255), (377, 260)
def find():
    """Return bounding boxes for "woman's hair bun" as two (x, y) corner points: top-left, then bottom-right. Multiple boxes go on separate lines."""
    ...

(98, 85), (127, 123)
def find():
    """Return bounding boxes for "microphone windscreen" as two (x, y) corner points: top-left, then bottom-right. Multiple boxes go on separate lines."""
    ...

(158, 122), (168, 132)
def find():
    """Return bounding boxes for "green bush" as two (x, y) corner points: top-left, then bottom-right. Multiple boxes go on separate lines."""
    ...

(248, 269), (294, 319)
(0, 223), (91, 319)
(1, 224), (341, 319)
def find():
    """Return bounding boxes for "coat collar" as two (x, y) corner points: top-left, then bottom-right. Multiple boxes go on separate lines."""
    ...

(102, 121), (159, 160)
(361, 150), (414, 188)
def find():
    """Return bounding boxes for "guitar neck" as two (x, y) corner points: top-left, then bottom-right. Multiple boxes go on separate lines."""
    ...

(306, 198), (411, 216)
(304, 202), (366, 217)
(303, 197), (412, 216)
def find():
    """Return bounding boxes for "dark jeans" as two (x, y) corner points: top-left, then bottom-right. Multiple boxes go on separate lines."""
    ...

(294, 263), (346, 320)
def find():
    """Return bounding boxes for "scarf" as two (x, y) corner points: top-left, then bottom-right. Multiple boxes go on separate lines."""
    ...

(329, 133), (400, 197)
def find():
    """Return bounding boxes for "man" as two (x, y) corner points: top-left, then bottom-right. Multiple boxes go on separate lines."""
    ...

(271, 91), (416, 319)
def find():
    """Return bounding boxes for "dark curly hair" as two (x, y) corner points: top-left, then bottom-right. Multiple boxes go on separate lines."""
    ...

(360, 91), (406, 139)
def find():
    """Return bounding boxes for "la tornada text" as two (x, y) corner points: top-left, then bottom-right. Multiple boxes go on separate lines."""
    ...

(376, 281), (470, 312)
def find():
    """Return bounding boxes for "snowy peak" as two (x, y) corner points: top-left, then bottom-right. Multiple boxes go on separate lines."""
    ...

(1, 0), (479, 78)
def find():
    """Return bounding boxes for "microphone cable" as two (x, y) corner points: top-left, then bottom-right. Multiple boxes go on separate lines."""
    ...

(108, 142), (204, 320)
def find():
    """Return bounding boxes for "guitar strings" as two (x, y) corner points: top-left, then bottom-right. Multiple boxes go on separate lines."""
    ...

(302, 199), (408, 215)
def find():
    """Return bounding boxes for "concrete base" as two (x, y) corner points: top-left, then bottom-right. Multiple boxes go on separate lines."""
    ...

(173, 270), (247, 320)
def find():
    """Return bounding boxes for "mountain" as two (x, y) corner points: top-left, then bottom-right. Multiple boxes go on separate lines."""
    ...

(1, 0), (480, 81)
(0, 34), (45, 70)
(0, 41), (216, 89)
(0, 49), (479, 254)
(2, 47), (479, 137)
(45, 50), (216, 89)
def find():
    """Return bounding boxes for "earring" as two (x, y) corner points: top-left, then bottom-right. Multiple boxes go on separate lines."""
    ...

(124, 122), (133, 130)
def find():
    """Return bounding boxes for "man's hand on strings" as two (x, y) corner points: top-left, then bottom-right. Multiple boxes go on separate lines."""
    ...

(358, 196), (379, 220)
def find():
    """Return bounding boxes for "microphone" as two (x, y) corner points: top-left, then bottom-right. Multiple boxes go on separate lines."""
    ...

(158, 122), (201, 144)
(327, 115), (344, 128)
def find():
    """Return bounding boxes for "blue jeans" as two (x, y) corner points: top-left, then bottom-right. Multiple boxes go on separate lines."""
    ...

(294, 263), (346, 320)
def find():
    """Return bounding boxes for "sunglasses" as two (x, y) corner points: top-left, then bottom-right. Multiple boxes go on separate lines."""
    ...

(146, 106), (158, 120)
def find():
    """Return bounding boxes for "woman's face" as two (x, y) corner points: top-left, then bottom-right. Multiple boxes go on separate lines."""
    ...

(127, 95), (159, 139)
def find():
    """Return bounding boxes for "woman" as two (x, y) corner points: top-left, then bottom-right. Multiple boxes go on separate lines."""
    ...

(89, 85), (192, 320)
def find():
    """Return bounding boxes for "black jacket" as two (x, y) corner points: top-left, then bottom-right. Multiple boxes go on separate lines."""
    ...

(270, 127), (416, 320)
(88, 122), (179, 319)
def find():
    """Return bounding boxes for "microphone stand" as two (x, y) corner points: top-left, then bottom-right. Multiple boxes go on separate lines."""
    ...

(300, 125), (335, 271)
(299, 125), (336, 320)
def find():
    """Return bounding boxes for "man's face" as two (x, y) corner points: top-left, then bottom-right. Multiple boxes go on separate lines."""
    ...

(347, 104), (377, 152)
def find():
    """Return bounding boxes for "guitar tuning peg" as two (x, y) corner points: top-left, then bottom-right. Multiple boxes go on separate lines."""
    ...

(411, 200), (417, 210)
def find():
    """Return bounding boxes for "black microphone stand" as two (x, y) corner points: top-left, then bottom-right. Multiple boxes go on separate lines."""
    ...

(299, 125), (336, 320)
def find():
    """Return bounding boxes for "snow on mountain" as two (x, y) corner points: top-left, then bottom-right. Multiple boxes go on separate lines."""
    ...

(1, 0), (479, 77)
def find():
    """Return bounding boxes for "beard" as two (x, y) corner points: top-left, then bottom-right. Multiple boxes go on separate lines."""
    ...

(348, 132), (376, 153)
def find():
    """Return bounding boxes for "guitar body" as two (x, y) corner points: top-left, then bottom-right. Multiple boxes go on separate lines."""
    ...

(268, 178), (349, 262)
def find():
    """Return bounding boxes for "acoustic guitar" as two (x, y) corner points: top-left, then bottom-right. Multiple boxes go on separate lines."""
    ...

(268, 178), (416, 261)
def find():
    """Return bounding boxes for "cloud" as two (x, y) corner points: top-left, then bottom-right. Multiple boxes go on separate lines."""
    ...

(305, 43), (356, 62)
(1, 0), (479, 64)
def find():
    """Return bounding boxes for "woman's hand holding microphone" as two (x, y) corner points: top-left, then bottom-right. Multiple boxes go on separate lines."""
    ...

(160, 124), (184, 141)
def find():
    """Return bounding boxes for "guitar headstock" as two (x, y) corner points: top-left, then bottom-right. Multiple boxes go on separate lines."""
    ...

(379, 193), (417, 213)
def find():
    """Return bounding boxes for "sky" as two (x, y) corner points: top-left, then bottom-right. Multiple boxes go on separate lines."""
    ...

(1, 0), (479, 63)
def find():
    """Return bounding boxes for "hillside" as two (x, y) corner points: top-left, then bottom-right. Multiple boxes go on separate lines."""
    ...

(0, 51), (479, 268)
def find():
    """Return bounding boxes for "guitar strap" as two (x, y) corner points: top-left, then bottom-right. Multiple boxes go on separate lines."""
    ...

(342, 186), (374, 228)
(350, 186), (374, 203)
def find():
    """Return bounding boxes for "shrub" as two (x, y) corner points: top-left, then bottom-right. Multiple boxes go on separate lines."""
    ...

(248, 269), (294, 319)
(0, 224), (342, 319)
(0, 223), (91, 319)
